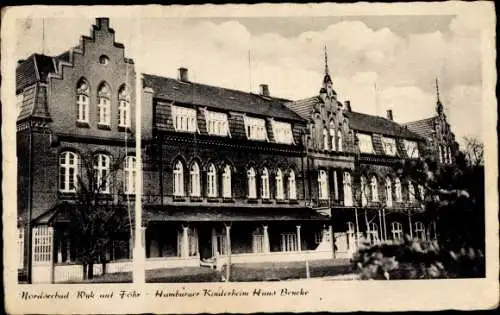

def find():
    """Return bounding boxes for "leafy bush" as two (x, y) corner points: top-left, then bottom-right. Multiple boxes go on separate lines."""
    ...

(353, 236), (485, 280)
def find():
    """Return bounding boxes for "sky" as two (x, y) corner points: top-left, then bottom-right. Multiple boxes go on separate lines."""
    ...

(15, 12), (484, 146)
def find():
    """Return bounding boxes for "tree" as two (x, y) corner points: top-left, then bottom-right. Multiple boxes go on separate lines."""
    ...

(463, 136), (484, 167)
(67, 152), (131, 280)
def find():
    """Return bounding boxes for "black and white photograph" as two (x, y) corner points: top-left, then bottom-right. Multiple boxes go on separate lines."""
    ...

(2, 2), (497, 313)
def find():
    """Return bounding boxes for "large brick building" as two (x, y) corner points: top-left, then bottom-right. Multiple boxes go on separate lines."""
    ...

(16, 18), (458, 283)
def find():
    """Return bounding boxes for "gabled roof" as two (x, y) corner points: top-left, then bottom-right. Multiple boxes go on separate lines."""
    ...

(16, 54), (57, 92)
(143, 74), (305, 122)
(403, 116), (437, 139)
(284, 96), (319, 120)
(346, 111), (423, 140)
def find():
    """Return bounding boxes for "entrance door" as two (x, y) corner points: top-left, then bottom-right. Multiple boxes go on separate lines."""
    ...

(198, 226), (213, 260)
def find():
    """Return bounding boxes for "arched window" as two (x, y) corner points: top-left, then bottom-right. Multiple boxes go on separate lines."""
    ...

(329, 128), (335, 151)
(247, 167), (256, 199)
(59, 151), (79, 192)
(323, 128), (329, 150)
(408, 181), (416, 202)
(190, 162), (200, 197)
(318, 170), (328, 200)
(337, 129), (343, 151)
(173, 161), (184, 196)
(93, 154), (110, 193)
(97, 82), (111, 126)
(124, 156), (136, 194)
(261, 167), (270, 199)
(360, 176), (368, 206)
(118, 85), (131, 128)
(275, 168), (284, 200)
(207, 163), (218, 198)
(288, 170), (297, 200)
(222, 164), (232, 198)
(395, 178), (402, 202)
(418, 184), (425, 201)
(414, 221), (426, 240)
(371, 176), (379, 202)
(343, 172), (353, 206)
(385, 177), (393, 208)
(391, 222), (403, 241)
(447, 146), (452, 164)
(76, 78), (89, 123)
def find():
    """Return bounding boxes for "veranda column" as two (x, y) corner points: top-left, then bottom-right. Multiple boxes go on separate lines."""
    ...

(329, 224), (335, 259)
(408, 210), (413, 239)
(66, 233), (71, 263)
(263, 225), (270, 253)
(296, 225), (302, 252)
(354, 208), (360, 247)
(57, 238), (63, 264)
(211, 228), (217, 256)
(378, 209), (384, 242)
(224, 224), (232, 282)
(181, 225), (189, 258)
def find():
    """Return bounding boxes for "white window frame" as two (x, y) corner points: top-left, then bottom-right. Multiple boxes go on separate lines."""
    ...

(370, 176), (379, 202)
(382, 137), (397, 156)
(418, 184), (425, 201)
(207, 163), (218, 198)
(358, 133), (374, 154)
(173, 161), (184, 196)
(404, 140), (420, 158)
(123, 156), (136, 194)
(318, 170), (328, 200)
(59, 151), (79, 193)
(190, 162), (201, 197)
(97, 83), (111, 126)
(288, 170), (297, 200)
(368, 222), (380, 245)
(247, 167), (257, 199)
(280, 232), (298, 252)
(118, 85), (131, 128)
(391, 222), (403, 242)
(323, 128), (329, 150)
(17, 92), (24, 118)
(261, 167), (270, 199)
(244, 116), (267, 141)
(275, 168), (284, 200)
(414, 221), (426, 240)
(222, 164), (232, 198)
(272, 120), (294, 144)
(76, 80), (89, 123)
(252, 228), (265, 253)
(395, 178), (403, 202)
(94, 154), (111, 194)
(329, 128), (335, 151)
(408, 181), (416, 202)
(32, 226), (53, 263)
(343, 172), (353, 206)
(385, 177), (393, 208)
(172, 105), (197, 133)
(205, 110), (229, 137)
(360, 176), (368, 207)
(337, 130), (343, 151)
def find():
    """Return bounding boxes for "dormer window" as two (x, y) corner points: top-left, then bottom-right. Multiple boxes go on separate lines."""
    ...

(357, 133), (374, 154)
(172, 105), (197, 133)
(16, 93), (24, 118)
(99, 55), (110, 65)
(382, 137), (397, 156)
(404, 140), (419, 158)
(272, 121), (294, 144)
(244, 116), (267, 141)
(205, 110), (229, 136)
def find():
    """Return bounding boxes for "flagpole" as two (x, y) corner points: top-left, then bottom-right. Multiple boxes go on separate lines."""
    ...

(133, 17), (145, 284)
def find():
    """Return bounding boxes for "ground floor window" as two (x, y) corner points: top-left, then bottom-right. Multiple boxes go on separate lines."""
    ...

(111, 239), (130, 260)
(252, 228), (265, 253)
(314, 230), (323, 244)
(18, 228), (24, 269)
(391, 222), (403, 241)
(280, 232), (298, 252)
(32, 226), (53, 263)
(414, 221), (426, 240)
(368, 223), (380, 245)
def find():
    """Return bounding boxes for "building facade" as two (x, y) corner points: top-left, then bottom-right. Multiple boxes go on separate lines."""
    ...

(16, 18), (458, 283)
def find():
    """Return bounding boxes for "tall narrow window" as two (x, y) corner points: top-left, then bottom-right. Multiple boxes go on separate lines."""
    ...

(395, 178), (402, 202)
(318, 170), (328, 200)
(97, 83), (111, 126)
(18, 228), (24, 269)
(76, 78), (89, 123)
(17, 93), (24, 118)
(173, 161), (184, 196)
(207, 163), (218, 198)
(329, 128), (335, 151)
(408, 181), (416, 202)
(124, 156), (136, 194)
(438, 145), (444, 163)
(368, 223), (379, 245)
(337, 130), (343, 151)
(323, 128), (329, 150)
(447, 146), (452, 164)
(94, 154), (110, 193)
(370, 176), (379, 202)
(385, 177), (393, 208)
(59, 151), (79, 193)
(222, 164), (232, 198)
(343, 172), (353, 206)
(414, 222), (426, 240)
(288, 170), (297, 200)
(118, 85), (131, 128)
(275, 168), (284, 200)
(261, 168), (270, 199)
(190, 162), (200, 197)
(391, 222), (403, 241)
(360, 176), (368, 206)
(247, 167), (256, 199)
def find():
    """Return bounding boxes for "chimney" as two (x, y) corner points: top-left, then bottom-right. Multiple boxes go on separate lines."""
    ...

(96, 17), (110, 30)
(178, 67), (189, 82)
(345, 100), (352, 112)
(259, 84), (270, 97)
(386, 109), (394, 121)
